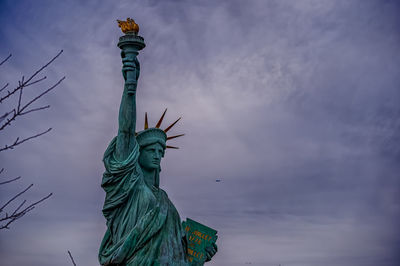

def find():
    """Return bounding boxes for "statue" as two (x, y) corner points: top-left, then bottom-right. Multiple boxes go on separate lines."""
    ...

(98, 18), (217, 265)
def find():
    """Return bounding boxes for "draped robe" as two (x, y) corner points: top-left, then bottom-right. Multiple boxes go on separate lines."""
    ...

(99, 137), (189, 265)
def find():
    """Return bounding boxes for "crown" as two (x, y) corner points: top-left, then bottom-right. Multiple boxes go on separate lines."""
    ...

(117, 18), (140, 34)
(136, 109), (184, 149)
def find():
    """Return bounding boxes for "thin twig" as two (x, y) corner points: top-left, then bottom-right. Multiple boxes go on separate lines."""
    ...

(68, 250), (77, 266)
(22, 50), (63, 87)
(0, 214), (23, 229)
(0, 50), (62, 231)
(17, 77), (24, 112)
(20, 105), (50, 116)
(12, 199), (26, 215)
(0, 184), (33, 212)
(25, 76), (46, 87)
(0, 128), (52, 152)
(0, 176), (21, 185)
(0, 192), (52, 229)
(22, 192), (52, 212)
(0, 83), (9, 93)
(0, 76), (65, 131)
(19, 76), (65, 113)
(0, 109), (16, 130)
(0, 50), (62, 103)
(1, 83), (22, 103)
(0, 54), (12, 66)
(0, 110), (12, 123)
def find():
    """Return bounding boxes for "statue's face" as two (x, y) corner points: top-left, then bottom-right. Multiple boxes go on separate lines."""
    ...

(139, 143), (164, 170)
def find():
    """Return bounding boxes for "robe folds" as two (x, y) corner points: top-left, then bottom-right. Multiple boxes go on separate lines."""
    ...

(99, 137), (189, 266)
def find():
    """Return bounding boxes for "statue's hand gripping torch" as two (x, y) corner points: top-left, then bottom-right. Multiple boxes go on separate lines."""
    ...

(121, 53), (139, 94)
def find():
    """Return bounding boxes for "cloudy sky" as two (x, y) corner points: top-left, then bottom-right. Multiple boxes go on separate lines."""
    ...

(0, 0), (399, 265)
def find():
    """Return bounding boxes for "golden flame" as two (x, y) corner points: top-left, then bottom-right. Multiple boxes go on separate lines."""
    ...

(117, 18), (139, 34)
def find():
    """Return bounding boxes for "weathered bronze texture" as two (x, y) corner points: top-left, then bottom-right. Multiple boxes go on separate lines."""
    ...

(98, 19), (217, 266)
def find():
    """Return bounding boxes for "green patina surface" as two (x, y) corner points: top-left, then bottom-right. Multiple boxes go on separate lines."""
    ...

(98, 27), (217, 266)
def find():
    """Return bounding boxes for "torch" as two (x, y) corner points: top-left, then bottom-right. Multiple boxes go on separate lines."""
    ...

(117, 18), (146, 94)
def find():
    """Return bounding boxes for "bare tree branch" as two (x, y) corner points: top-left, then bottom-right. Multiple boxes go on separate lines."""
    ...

(22, 50), (62, 87)
(0, 83), (9, 93)
(68, 250), (77, 266)
(19, 76), (65, 114)
(0, 50), (62, 230)
(0, 110), (11, 123)
(0, 189), (52, 230)
(0, 184), (33, 211)
(12, 199), (27, 216)
(0, 163), (53, 231)
(0, 175), (21, 185)
(0, 50), (62, 103)
(0, 76), (65, 131)
(0, 85), (19, 103)
(0, 128), (52, 152)
(0, 54), (12, 66)
(20, 105), (50, 116)
(17, 77), (24, 112)
(25, 76), (47, 87)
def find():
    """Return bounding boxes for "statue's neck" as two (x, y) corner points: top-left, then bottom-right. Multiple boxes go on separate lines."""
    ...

(142, 168), (159, 189)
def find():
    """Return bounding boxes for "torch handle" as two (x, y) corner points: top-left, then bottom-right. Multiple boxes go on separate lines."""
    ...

(121, 51), (139, 94)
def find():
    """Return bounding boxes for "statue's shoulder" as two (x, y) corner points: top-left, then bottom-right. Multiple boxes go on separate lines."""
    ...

(158, 188), (169, 198)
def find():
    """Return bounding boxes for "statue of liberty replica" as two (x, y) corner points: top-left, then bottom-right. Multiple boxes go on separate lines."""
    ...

(98, 18), (217, 266)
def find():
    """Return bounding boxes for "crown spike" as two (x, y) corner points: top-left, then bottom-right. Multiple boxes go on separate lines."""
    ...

(167, 134), (185, 140)
(156, 108), (167, 128)
(166, 145), (179, 149)
(144, 112), (149, 129)
(164, 117), (181, 133)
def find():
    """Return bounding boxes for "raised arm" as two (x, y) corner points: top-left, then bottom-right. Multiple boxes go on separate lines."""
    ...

(115, 21), (146, 161)
(115, 53), (140, 161)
